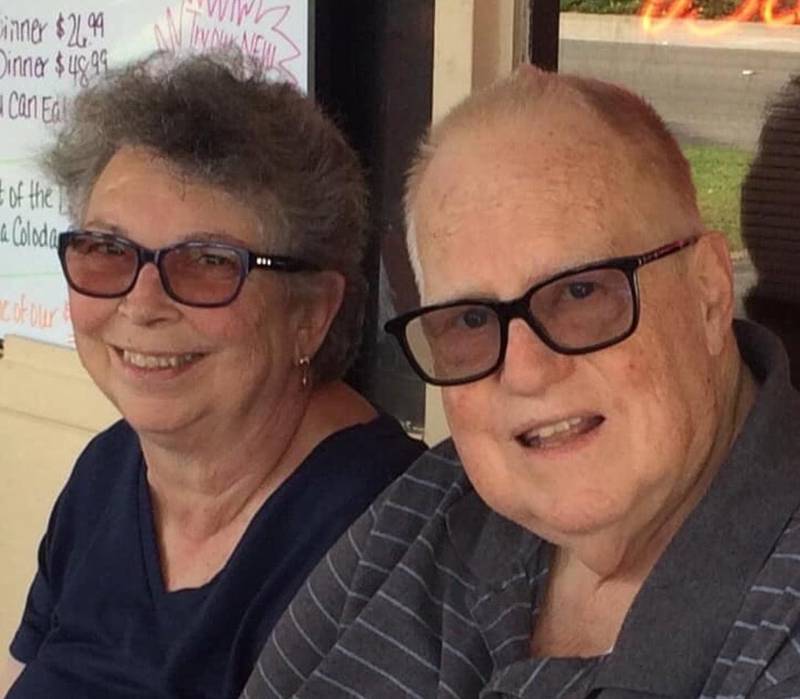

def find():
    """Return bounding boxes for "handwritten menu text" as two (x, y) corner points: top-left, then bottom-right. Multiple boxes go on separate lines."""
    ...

(0, 0), (307, 347)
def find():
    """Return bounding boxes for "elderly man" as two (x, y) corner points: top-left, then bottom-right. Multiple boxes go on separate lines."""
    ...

(243, 69), (800, 698)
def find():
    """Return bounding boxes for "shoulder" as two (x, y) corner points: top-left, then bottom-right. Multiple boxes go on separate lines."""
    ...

(306, 437), (468, 577)
(372, 438), (469, 520)
(62, 419), (141, 496)
(329, 412), (426, 458)
(703, 510), (800, 696)
(244, 443), (479, 699)
(344, 439), (471, 580)
(28, 420), (142, 598)
(75, 419), (140, 465)
(739, 506), (800, 617)
(47, 420), (141, 541)
(308, 413), (427, 488)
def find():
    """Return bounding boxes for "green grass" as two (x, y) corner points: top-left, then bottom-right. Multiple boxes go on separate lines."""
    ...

(560, 0), (750, 18)
(682, 144), (751, 250)
(560, 0), (642, 14)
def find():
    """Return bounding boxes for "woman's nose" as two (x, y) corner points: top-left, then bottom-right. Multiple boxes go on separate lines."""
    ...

(117, 262), (181, 325)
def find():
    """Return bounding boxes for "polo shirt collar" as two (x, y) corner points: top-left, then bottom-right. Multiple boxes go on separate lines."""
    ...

(599, 320), (800, 696)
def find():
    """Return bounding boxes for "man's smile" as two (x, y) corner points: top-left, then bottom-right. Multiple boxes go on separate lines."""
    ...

(515, 414), (605, 449)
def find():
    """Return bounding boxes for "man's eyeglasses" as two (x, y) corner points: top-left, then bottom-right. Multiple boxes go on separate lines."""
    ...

(57, 230), (319, 308)
(385, 236), (699, 386)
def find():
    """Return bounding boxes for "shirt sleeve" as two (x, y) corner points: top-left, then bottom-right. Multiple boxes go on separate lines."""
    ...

(744, 671), (800, 699)
(8, 421), (135, 667)
(9, 534), (55, 663)
(241, 503), (377, 698)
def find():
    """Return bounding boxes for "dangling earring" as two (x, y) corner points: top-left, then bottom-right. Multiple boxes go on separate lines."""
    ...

(298, 356), (311, 388)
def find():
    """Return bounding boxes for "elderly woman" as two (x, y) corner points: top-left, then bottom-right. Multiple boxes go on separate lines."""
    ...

(1, 53), (424, 699)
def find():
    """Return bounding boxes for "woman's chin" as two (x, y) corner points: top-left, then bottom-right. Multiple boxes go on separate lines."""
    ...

(114, 399), (202, 440)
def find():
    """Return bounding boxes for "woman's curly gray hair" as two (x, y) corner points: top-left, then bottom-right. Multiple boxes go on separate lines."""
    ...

(43, 51), (368, 384)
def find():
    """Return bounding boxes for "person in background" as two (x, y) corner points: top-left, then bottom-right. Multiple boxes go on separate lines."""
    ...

(742, 74), (800, 387)
(1, 51), (424, 699)
(244, 67), (800, 698)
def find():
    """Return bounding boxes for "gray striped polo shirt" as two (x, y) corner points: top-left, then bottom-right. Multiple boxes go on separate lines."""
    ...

(243, 321), (800, 698)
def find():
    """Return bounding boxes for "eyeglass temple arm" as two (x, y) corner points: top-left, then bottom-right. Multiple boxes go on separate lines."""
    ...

(635, 235), (699, 267)
(250, 254), (319, 272)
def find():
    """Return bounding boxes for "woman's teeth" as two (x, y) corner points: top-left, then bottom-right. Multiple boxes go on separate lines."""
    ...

(122, 350), (199, 369)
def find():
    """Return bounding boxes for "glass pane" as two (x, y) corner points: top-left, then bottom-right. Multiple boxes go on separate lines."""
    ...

(373, 245), (427, 435)
(164, 245), (242, 304)
(411, 304), (501, 382)
(532, 268), (633, 348)
(558, 5), (800, 381)
(66, 235), (137, 294)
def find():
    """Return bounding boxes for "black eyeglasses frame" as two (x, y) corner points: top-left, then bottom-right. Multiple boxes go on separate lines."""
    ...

(384, 236), (700, 386)
(57, 230), (320, 308)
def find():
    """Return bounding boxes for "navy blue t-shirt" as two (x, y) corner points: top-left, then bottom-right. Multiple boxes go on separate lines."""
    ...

(9, 415), (425, 699)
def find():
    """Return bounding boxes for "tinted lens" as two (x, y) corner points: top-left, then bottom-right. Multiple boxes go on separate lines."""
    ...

(404, 303), (501, 383)
(62, 233), (138, 296)
(162, 243), (244, 305)
(530, 267), (634, 350)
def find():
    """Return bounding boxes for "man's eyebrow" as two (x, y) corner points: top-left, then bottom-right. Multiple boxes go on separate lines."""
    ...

(423, 243), (624, 306)
(516, 249), (619, 290)
(542, 250), (617, 278)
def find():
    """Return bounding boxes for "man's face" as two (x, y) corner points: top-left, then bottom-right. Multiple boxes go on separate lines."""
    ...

(412, 114), (729, 553)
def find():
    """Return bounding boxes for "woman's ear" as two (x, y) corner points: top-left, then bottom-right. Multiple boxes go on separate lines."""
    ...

(293, 271), (346, 361)
(692, 231), (734, 356)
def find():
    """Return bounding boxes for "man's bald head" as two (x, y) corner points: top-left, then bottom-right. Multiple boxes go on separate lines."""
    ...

(405, 67), (702, 294)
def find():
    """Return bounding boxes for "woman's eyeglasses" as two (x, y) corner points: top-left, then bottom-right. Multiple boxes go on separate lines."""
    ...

(384, 236), (699, 386)
(57, 230), (319, 308)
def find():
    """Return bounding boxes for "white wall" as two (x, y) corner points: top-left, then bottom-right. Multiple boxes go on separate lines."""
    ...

(0, 336), (117, 651)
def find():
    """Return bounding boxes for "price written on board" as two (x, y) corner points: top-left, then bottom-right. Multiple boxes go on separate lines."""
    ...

(55, 11), (105, 48)
(0, 10), (110, 123)
(54, 49), (108, 87)
(1, 0), (308, 348)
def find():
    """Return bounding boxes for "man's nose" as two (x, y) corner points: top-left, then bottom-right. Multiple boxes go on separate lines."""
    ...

(117, 262), (181, 325)
(498, 317), (574, 395)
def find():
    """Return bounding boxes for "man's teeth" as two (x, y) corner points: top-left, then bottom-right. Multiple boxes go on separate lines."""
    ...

(533, 417), (583, 439)
(122, 350), (199, 369)
(520, 416), (589, 447)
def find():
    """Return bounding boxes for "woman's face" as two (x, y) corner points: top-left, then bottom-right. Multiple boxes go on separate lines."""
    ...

(71, 146), (311, 441)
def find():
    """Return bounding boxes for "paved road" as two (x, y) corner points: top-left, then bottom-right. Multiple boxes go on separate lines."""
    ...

(559, 15), (792, 310)
(559, 15), (800, 149)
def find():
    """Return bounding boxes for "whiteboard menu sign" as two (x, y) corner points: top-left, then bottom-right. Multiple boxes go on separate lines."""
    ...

(0, 0), (309, 347)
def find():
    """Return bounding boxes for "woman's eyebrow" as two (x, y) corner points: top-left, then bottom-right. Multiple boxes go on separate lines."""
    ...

(82, 220), (126, 235)
(172, 230), (252, 246)
(77, 227), (254, 248)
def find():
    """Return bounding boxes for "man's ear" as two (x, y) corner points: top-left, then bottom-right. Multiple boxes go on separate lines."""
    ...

(692, 231), (734, 356)
(293, 271), (346, 361)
